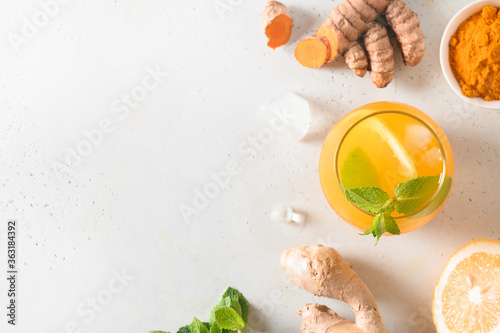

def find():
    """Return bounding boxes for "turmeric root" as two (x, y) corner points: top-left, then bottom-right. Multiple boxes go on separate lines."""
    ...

(385, 0), (425, 66)
(364, 22), (395, 88)
(345, 42), (368, 77)
(294, 36), (331, 68)
(281, 245), (389, 333)
(263, 1), (293, 50)
(294, 0), (425, 87)
(296, 0), (388, 67)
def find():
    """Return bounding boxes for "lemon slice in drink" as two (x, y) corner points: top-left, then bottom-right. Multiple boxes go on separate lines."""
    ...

(343, 116), (417, 191)
(433, 239), (500, 333)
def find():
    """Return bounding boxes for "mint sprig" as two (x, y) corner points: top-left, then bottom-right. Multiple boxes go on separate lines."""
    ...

(345, 175), (440, 245)
(157, 287), (248, 333)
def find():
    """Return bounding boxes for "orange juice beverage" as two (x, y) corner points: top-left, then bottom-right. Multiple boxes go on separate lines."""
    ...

(320, 102), (454, 237)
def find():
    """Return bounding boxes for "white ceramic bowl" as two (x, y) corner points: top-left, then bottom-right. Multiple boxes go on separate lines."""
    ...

(440, 0), (500, 109)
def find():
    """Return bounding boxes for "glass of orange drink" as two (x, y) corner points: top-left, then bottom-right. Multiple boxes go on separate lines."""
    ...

(319, 101), (454, 237)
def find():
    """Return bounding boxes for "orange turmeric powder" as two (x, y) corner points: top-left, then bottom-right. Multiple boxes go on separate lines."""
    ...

(449, 6), (500, 101)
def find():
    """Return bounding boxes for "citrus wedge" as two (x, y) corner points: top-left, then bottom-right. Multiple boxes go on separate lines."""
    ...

(343, 116), (418, 191)
(433, 239), (500, 333)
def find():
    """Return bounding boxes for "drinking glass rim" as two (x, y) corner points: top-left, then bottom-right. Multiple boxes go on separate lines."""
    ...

(334, 109), (449, 220)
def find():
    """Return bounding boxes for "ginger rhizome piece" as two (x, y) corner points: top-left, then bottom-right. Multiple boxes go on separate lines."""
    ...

(281, 245), (389, 333)
(299, 304), (366, 333)
(294, 0), (425, 87)
(263, 1), (293, 50)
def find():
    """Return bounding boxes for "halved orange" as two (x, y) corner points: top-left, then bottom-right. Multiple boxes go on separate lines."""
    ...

(433, 239), (500, 332)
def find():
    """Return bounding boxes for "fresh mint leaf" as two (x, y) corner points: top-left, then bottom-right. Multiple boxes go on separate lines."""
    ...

(231, 297), (242, 318)
(360, 211), (400, 245)
(190, 318), (209, 333)
(214, 307), (245, 331)
(374, 215), (384, 242)
(360, 213), (383, 238)
(394, 175), (440, 214)
(345, 187), (390, 214)
(410, 176), (452, 219)
(209, 324), (221, 333)
(221, 287), (249, 324)
(341, 147), (380, 189)
(381, 212), (400, 236)
(210, 296), (232, 325)
(161, 287), (248, 333)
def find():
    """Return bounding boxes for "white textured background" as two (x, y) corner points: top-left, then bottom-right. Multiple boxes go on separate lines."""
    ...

(0, 0), (499, 332)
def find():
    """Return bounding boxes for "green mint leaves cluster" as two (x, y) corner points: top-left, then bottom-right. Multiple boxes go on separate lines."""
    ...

(153, 287), (248, 333)
(345, 175), (439, 245)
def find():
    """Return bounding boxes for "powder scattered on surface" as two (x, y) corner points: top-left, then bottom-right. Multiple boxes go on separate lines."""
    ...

(449, 5), (500, 101)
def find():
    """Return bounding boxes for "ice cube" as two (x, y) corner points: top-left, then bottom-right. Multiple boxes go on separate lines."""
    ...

(261, 91), (311, 141)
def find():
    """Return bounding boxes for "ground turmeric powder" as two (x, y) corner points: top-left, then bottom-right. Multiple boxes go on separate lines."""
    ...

(449, 6), (500, 101)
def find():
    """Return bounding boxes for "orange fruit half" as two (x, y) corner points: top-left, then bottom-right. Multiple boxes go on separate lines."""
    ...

(433, 239), (500, 332)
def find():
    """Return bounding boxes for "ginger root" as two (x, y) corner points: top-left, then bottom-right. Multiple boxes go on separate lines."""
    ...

(298, 304), (365, 333)
(294, 0), (425, 87)
(281, 245), (388, 333)
(263, 1), (293, 50)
